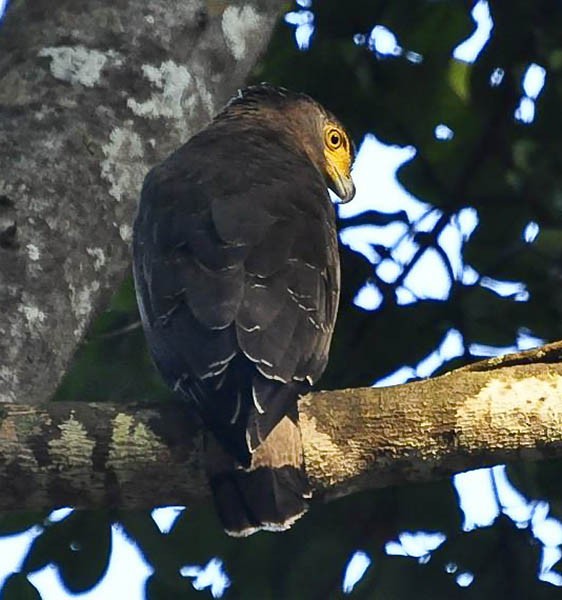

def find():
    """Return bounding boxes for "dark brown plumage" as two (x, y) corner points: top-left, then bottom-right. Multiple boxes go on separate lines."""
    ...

(133, 84), (355, 536)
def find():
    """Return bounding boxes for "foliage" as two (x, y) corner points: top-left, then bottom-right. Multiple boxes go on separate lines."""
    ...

(4, 0), (562, 597)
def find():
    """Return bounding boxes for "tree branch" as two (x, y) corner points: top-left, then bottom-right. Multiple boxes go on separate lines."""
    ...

(2, 342), (562, 512)
(0, 0), (283, 404)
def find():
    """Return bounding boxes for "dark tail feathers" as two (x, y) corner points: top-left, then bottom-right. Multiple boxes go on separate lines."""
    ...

(205, 414), (311, 536)
(210, 465), (310, 536)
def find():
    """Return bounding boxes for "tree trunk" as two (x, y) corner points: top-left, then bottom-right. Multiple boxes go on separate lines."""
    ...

(0, 0), (283, 404)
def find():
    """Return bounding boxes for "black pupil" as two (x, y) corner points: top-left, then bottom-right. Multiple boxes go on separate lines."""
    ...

(331, 133), (340, 146)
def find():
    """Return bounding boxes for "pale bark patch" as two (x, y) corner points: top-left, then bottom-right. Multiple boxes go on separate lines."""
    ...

(107, 413), (167, 472)
(300, 413), (350, 485)
(127, 61), (193, 121)
(456, 375), (562, 447)
(38, 46), (122, 88)
(48, 413), (95, 469)
(222, 6), (266, 61)
(100, 126), (146, 203)
(86, 248), (106, 271)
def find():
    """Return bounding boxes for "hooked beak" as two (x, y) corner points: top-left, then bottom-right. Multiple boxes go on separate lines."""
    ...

(330, 172), (355, 203)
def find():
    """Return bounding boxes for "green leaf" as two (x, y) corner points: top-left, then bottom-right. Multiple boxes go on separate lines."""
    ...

(448, 59), (471, 102)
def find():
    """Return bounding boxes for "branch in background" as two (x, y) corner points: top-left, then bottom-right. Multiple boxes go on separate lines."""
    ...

(1, 342), (562, 512)
(0, 0), (283, 404)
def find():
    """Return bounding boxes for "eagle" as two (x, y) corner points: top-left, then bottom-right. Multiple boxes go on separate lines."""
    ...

(133, 84), (355, 536)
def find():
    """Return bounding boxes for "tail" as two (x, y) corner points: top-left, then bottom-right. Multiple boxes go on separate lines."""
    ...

(205, 415), (311, 537)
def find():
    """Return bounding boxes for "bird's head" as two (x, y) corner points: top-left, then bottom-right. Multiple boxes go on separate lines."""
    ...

(320, 121), (355, 203)
(220, 84), (356, 203)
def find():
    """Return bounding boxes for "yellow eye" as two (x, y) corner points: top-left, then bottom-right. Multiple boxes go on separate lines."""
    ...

(325, 128), (343, 150)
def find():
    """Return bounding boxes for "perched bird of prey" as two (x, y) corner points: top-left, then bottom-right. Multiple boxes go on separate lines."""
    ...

(133, 84), (355, 536)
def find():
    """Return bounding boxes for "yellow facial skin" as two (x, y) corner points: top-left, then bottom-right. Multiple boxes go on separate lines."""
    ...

(323, 124), (355, 203)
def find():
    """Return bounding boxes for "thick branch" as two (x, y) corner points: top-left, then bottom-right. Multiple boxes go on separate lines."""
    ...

(2, 343), (562, 511)
(0, 0), (283, 404)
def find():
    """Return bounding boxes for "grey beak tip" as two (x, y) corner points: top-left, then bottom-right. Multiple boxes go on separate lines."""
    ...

(340, 181), (356, 203)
